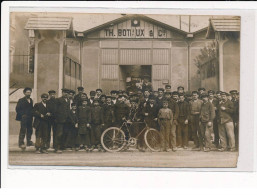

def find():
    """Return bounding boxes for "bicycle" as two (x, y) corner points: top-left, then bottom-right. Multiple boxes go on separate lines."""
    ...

(101, 120), (161, 152)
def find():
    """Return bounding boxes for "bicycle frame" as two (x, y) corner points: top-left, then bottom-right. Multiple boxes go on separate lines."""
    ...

(119, 120), (149, 143)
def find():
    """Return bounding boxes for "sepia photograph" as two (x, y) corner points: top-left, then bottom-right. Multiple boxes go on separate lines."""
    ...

(8, 11), (241, 168)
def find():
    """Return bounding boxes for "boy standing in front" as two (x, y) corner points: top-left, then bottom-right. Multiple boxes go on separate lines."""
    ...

(158, 99), (173, 152)
(65, 103), (79, 151)
(77, 99), (91, 151)
(91, 99), (105, 152)
(199, 93), (215, 152)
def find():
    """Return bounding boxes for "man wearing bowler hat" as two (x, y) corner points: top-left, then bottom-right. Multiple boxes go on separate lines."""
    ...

(15, 87), (34, 150)
(54, 88), (70, 153)
(47, 90), (57, 149)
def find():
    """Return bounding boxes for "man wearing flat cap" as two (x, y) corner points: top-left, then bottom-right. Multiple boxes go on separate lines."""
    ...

(54, 88), (70, 153)
(198, 88), (206, 99)
(189, 91), (203, 150)
(142, 75), (152, 92)
(32, 93), (51, 154)
(95, 89), (103, 99)
(74, 86), (85, 107)
(217, 92), (235, 152)
(208, 90), (220, 148)
(156, 88), (165, 109)
(47, 90), (57, 149)
(68, 89), (75, 109)
(165, 85), (172, 93)
(88, 91), (96, 107)
(15, 87), (34, 150)
(114, 95), (129, 127)
(230, 90), (239, 150)
(177, 86), (185, 94)
(199, 93), (215, 152)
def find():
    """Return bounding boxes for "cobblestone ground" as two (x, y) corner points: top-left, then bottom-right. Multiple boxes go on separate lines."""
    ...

(8, 135), (238, 168)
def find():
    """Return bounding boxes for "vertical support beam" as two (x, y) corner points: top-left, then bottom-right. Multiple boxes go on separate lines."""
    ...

(218, 38), (228, 91)
(33, 39), (39, 103)
(118, 40), (120, 90)
(98, 41), (101, 88)
(58, 38), (64, 97)
(187, 40), (192, 91)
(79, 39), (83, 86)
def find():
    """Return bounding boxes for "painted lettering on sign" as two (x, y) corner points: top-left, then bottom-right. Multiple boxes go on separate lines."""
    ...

(101, 20), (170, 38)
(104, 28), (167, 38)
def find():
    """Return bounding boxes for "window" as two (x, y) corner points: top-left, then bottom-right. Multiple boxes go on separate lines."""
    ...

(63, 57), (82, 90)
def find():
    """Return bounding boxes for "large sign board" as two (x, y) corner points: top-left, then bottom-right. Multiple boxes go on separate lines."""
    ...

(99, 19), (172, 39)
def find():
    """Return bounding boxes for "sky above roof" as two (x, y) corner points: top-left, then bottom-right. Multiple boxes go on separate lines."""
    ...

(11, 12), (230, 33)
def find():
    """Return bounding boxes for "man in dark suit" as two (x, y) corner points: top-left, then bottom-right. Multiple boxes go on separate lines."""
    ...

(47, 90), (57, 149)
(33, 93), (51, 154)
(230, 90), (239, 150)
(177, 93), (190, 149)
(114, 95), (130, 127)
(208, 90), (220, 148)
(54, 88), (70, 153)
(110, 90), (118, 105)
(88, 91), (96, 107)
(217, 92), (235, 152)
(15, 87), (34, 149)
(74, 86), (85, 106)
(142, 95), (159, 130)
(156, 88), (165, 109)
(102, 96), (115, 129)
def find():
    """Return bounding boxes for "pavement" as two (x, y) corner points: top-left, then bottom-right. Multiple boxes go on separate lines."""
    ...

(8, 135), (238, 168)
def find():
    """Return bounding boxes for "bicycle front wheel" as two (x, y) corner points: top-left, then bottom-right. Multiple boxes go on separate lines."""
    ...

(144, 128), (161, 152)
(101, 127), (126, 152)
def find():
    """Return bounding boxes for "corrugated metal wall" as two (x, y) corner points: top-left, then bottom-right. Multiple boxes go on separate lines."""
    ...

(120, 49), (151, 65)
(153, 49), (169, 65)
(101, 49), (118, 65)
(100, 41), (172, 91)
(102, 65), (118, 79)
(152, 65), (169, 89)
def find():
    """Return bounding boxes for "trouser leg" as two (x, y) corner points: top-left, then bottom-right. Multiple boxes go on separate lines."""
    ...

(218, 123), (227, 149)
(169, 123), (176, 148)
(160, 121), (166, 150)
(225, 122), (235, 150)
(182, 123), (188, 147)
(26, 117), (33, 143)
(35, 127), (40, 149)
(94, 125), (102, 146)
(56, 123), (64, 150)
(177, 122), (182, 147)
(205, 123), (212, 149)
(213, 118), (219, 147)
(191, 115), (200, 147)
(234, 122), (239, 150)
(52, 122), (57, 148)
(18, 115), (27, 146)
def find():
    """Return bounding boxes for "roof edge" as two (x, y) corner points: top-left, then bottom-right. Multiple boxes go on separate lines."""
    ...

(75, 14), (188, 36)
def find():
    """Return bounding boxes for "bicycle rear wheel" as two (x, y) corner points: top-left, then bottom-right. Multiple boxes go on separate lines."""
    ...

(101, 127), (126, 152)
(144, 128), (161, 152)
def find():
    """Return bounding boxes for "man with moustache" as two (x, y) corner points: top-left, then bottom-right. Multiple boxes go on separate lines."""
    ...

(46, 90), (57, 149)
(54, 88), (70, 153)
(33, 93), (52, 154)
(15, 87), (34, 150)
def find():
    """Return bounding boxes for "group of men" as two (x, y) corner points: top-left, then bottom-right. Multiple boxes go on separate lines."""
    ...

(15, 84), (239, 154)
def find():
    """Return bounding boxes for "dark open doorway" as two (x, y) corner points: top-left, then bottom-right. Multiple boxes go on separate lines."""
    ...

(119, 65), (152, 91)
